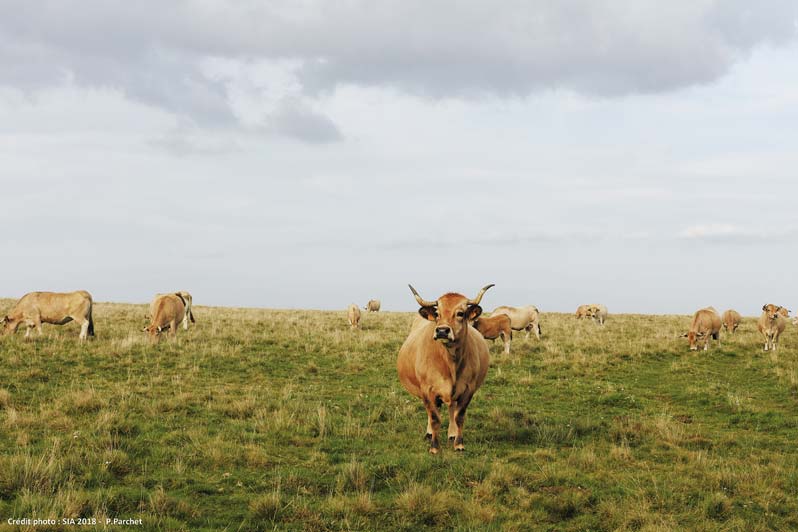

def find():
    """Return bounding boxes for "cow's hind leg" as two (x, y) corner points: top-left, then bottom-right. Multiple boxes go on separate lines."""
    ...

(77, 317), (90, 341)
(423, 395), (443, 454)
(501, 332), (510, 355)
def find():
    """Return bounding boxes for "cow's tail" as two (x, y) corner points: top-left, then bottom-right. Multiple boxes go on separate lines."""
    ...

(87, 305), (95, 337)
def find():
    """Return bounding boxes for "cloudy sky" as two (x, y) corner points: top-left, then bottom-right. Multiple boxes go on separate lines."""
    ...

(1, 1), (797, 315)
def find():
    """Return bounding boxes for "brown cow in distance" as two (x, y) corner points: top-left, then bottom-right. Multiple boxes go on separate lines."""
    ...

(472, 313), (512, 355)
(758, 304), (787, 351)
(151, 291), (195, 330)
(2, 291), (94, 341)
(347, 304), (361, 329)
(397, 284), (493, 454)
(145, 293), (187, 341)
(491, 305), (541, 339)
(364, 300), (381, 312)
(721, 309), (742, 334)
(682, 307), (722, 351)
(575, 304), (591, 319)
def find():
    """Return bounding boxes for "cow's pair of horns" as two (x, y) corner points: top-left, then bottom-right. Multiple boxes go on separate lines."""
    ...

(408, 283), (495, 307)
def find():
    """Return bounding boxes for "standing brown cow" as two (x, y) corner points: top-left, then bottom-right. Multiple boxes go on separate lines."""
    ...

(145, 293), (187, 341)
(491, 305), (541, 339)
(397, 284), (493, 454)
(758, 304), (787, 351)
(347, 304), (361, 329)
(575, 304), (591, 319)
(721, 309), (742, 334)
(1, 291), (94, 341)
(364, 300), (381, 312)
(472, 313), (512, 355)
(682, 307), (722, 351)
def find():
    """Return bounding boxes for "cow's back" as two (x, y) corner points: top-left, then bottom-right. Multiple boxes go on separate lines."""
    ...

(693, 309), (719, 333)
(492, 305), (534, 330)
(151, 295), (185, 328)
(12, 291), (91, 320)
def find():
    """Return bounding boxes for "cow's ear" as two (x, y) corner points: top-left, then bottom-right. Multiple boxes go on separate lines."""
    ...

(697, 332), (706, 337)
(418, 306), (438, 321)
(762, 305), (768, 311)
(0, 316), (6, 324)
(466, 304), (482, 321)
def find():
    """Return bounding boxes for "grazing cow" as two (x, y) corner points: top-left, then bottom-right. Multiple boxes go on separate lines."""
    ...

(681, 307), (722, 351)
(151, 291), (195, 330)
(758, 304), (787, 351)
(472, 313), (512, 355)
(777, 307), (790, 318)
(491, 305), (541, 339)
(364, 299), (381, 312)
(575, 304), (591, 319)
(721, 309), (742, 334)
(1, 291), (94, 341)
(587, 304), (608, 326)
(145, 293), (187, 341)
(347, 303), (361, 329)
(397, 284), (493, 454)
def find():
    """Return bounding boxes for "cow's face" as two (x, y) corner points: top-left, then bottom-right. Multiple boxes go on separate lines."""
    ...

(1, 316), (18, 335)
(419, 293), (482, 344)
(681, 331), (706, 350)
(409, 284), (493, 346)
(763, 304), (782, 320)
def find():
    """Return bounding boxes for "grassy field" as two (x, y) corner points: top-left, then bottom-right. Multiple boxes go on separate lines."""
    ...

(1, 300), (798, 531)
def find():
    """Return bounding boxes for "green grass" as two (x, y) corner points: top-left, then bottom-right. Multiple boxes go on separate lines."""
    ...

(1, 301), (798, 531)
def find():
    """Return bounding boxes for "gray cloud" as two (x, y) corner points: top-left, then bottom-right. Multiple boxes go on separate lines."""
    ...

(1, 1), (795, 130)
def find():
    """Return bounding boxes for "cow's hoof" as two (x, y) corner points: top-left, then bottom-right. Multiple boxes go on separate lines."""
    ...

(428, 447), (439, 455)
(448, 436), (456, 442)
(424, 433), (432, 441)
(454, 445), (465, 452)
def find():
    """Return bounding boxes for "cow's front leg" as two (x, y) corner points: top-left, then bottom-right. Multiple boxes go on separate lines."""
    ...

(423, 395), (443, 454)
(450, 390), (474, 452)
(448, 400), (458, 442)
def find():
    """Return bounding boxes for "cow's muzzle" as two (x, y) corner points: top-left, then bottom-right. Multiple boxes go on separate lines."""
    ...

(434, 326), (454, 342)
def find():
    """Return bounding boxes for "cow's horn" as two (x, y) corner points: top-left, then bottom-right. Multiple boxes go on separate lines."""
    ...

(408, 284), (436, 307)
(468, 284), (495, 305)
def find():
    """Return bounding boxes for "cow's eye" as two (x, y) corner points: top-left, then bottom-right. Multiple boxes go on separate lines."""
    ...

(456, 311), (464, 318)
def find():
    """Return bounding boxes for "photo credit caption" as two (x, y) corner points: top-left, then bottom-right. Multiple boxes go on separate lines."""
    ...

(7, 518), (143, 526)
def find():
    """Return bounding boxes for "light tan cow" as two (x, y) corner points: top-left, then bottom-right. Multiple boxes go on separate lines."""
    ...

(721, 309), (742, 334)
(682, 307), (722, 351)
(758, 304), (787, 351)
(777, 307), (790, 318)
(575, 304), (591, 319)
(364, 299), (381, 312)
(151, 291), (195, 330)
(397, 284), (492, 454)
(145, 293), (187, 341)
(347, 303), (361, 329)
(491, 305), (541, 339)
(587, 304), (608, 326)
(472, 313), (512, 355)
(2, 291), (95, 341)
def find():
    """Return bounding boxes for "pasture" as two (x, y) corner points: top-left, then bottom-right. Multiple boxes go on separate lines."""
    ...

(1, 300), (798, 531)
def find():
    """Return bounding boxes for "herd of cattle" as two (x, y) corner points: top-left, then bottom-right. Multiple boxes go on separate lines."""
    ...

(393, 284), (797, 453)
(0, 290), (194, 341)
(1, 287), (797, 454)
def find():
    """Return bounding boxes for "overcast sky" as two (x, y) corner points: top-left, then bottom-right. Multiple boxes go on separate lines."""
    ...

(1, 1), (797, 315)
